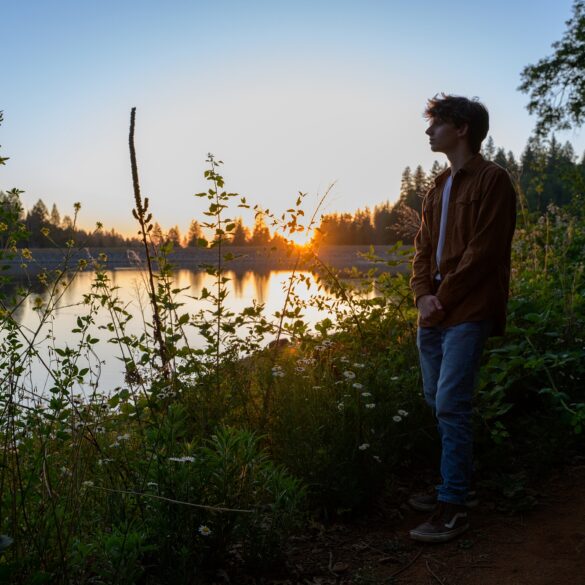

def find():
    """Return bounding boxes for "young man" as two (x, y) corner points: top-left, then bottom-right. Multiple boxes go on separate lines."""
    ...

(409, 94), (516, 543)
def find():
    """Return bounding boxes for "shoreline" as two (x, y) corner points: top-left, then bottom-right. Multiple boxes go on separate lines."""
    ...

(3, 245), (411, 276)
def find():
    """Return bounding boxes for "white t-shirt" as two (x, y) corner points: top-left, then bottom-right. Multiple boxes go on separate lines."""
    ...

(435, 173), (453, 279)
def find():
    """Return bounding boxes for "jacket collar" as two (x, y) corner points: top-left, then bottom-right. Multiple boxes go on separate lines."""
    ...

(433, 153), (485, 185)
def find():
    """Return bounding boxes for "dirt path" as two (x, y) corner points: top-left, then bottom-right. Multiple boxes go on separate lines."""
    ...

(277, 465), (585, 585)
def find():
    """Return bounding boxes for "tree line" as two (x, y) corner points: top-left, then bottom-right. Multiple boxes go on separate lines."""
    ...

(0, 192), (143, 248)
(0, 191), (290, 250)
(311, 134), (585, 245)
(2, 134), (583, 249)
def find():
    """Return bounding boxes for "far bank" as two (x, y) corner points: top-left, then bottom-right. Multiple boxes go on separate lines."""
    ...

(3, 245), (412, 276)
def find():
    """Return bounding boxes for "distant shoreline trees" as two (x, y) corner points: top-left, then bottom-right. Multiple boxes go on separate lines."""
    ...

(2, 135), (583, 250)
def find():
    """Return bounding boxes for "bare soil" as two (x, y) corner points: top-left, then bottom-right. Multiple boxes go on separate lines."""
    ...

(222, 463), (585, 585)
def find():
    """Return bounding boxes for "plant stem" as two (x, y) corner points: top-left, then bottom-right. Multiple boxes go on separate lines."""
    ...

(128, 108), (169, 377)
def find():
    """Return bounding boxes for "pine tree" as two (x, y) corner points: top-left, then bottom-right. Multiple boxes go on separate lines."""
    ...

(167, 225), (181, 247)
(506, 151), (520, 179)
(185, 220), (204, 247)
(494, 148), (508, 169)
(230, 217), (249, 246)
(520, 137), (547, 211)
(151, 222), (164, 246)
(372, 202), (394, 244)
(250, 214), (271, 245)
(404, 165), (426, 214)
(353, 207), (374, 244)
(26, 199), (50, 246)
(50, 203), (61, 226)
(482, 136), (496, 160)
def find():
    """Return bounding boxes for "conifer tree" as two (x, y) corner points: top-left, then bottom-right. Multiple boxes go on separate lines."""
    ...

(230, 217), (249, 246)
(50, 203), (61, 226)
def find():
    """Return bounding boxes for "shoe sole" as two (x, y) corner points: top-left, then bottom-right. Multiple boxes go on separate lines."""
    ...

(409, 522), (470, 543)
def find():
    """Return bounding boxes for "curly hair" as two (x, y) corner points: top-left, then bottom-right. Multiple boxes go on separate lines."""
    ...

(424, 94), (489, 154)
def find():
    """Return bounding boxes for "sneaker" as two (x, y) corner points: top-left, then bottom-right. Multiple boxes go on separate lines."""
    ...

(408, 490), (478, 512)
(409, 502), (470, 543)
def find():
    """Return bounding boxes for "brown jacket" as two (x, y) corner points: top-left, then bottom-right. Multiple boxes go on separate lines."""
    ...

(410, 154), (517, 336)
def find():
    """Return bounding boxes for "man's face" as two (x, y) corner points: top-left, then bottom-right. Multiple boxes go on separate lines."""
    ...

(425, 118), (461, 153)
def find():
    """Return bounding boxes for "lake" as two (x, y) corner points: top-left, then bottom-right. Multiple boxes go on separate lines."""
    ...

(7, 267), (375, 397)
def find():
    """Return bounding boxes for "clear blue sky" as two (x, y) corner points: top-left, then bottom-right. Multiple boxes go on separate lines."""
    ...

(1, 0), (583, 238)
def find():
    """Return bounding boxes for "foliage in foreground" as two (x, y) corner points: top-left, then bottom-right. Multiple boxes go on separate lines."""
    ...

(1, 135), (584, 582)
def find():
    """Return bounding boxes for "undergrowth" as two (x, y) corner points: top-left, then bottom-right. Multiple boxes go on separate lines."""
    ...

(0, 110), (584, 583)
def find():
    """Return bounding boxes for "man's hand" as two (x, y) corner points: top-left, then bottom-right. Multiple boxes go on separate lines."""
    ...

(417, 294), (445, 327)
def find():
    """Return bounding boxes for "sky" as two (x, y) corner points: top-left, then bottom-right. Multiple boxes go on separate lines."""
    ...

(1, 0), (584, 240)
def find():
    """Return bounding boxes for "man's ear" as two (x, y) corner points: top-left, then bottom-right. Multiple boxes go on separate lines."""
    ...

(456, 123), (469, 139)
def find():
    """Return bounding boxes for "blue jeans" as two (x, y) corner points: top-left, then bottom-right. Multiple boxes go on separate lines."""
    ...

(417, 321), (491, 505)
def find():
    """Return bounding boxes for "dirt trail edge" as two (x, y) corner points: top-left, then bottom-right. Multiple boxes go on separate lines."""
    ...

(279, 465), (585, 585)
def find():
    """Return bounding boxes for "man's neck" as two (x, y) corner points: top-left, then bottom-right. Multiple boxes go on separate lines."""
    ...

(446, 146), (475, 176)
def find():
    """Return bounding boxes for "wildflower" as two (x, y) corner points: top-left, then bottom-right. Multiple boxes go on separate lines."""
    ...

(337, 402), (345, 411)
(168, 456), (196, 463)
(82, 480), (94, 488)
(117, 433), (131, 441)
(352, 383), (364, 390)
(147, 482), (159, 489)
(391, 376), (399, 381)
(398, 409), (409, 417)
(312, 385), (322, 390)
(21, 248), (32, 260)
(365, 403), (376, 409)
(373, 455), (382, 463)
(358, 443), (370, 451)
(339, 356), (350, 363)
(272, 365), (285, 378)
(393, 415), (402, 422)
(343, 370), (356, 380)
(40, 227), (50, 237)
(198, 525), (212, 536)
(353, 363), (365, 369)
(361, 392), (372, 397)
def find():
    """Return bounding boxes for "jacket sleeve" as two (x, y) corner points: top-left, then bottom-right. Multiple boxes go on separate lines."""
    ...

(410, 195), (434, 306)
(435, 169), (516, 313)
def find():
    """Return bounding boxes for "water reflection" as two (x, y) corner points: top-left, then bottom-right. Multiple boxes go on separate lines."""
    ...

(5, 268), (356, 393)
